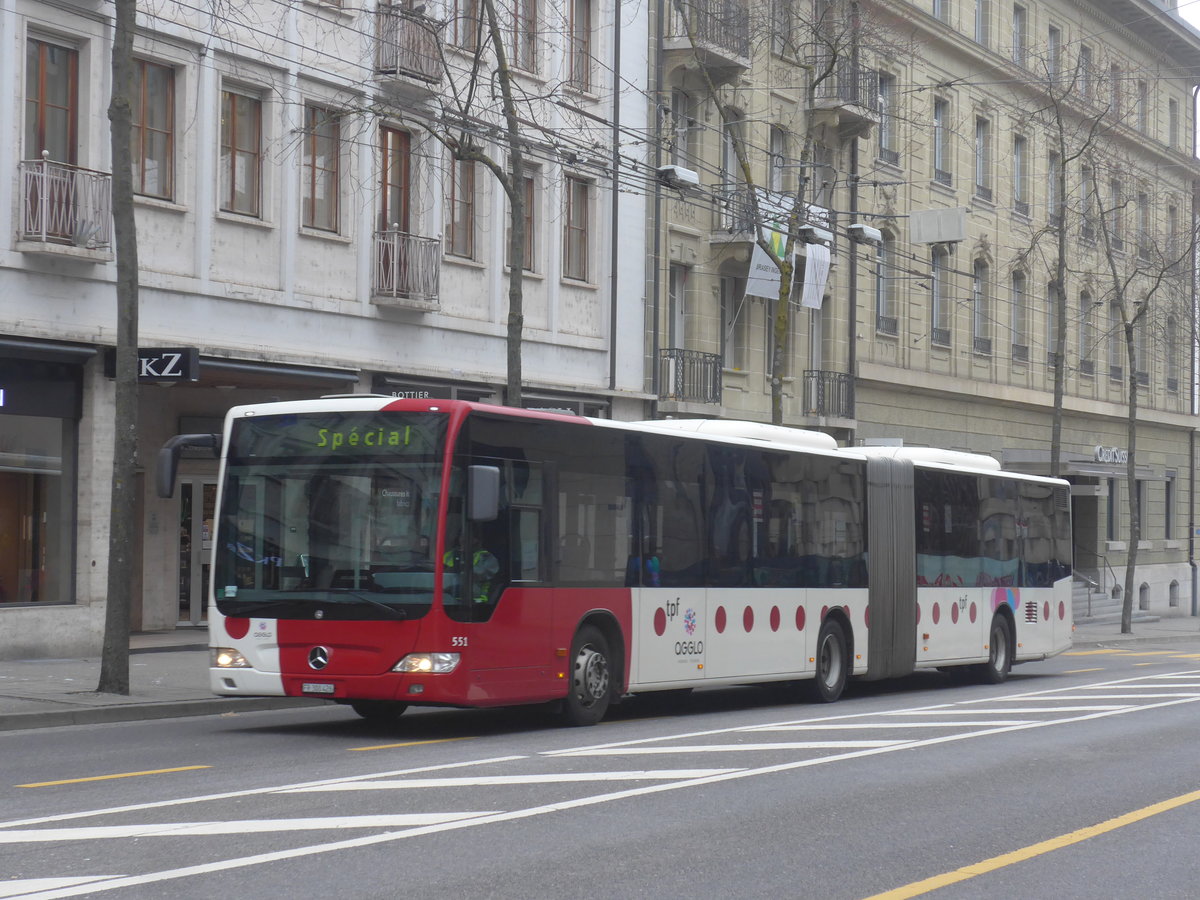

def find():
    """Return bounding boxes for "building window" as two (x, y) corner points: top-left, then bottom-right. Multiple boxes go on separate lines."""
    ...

(1108, 177), (1123, 251)
(1081, 164), (1095, 240)
(568, 0), (592, 91)
(563, 175), (590, 280)
(931, 246), (952, 345)
(452, 0), (480, 49)
(876, 233), (898, 334)
(721, 276), (747, 369)
(669, 262), (688, 348)
(1136, 191), (1150, 259)
(1166, 315), (1180, 393)
(132, 60), (174, 200)
(1045, 282), (1060, 366)
(1011, 4), (1026, 66)
(1108, 300), (1123, 381)
(1136, 81), (1149, 133)
(1165, 474), (1176, 540)
(0, 359), (79, 607)
(768, 126), (788, 193)
(506, 169), (537, 271)
(1010, 270), (1027, 360)
(1079, 291), (1094, 376)
(1169, 98), (1180, 150)
(447, 156), (476, 258)
(1109, 63), (1121, 117)
(974, 117), (991, 200)
(933, 98), (951, 186)
(972, 259), (990, 353)
(301, 104), (339, 232)
(974, 0), (990, 45)
(878, 72), (899, 165)
(511, 0), (538, 71)
(1048, 151), (1062, 226)
(671, 90), (695, 167)
(1047, 25), (1061, 80)
(1106, 478), (1118, 540)
(932, 0), (950, 23)
(771, 0), (795, 56)
(1080, 45), (1094, 102)
(379, 126), (411, 233)
(220, 89), (262, 217)
(25, 38), (78, 164)
(1012, 135), (1028, 215)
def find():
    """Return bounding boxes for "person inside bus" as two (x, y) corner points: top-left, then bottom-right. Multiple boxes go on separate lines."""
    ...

(443, 541), (501, 604)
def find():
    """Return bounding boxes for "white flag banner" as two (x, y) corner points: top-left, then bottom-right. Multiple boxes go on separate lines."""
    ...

(800, 243), (831, 309)
(745, 241), (786, 299)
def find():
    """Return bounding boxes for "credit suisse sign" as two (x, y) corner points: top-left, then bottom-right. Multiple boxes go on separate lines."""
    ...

(1094, 445), (1129, 464)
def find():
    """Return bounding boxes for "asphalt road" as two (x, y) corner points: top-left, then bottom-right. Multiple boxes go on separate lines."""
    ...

(3, 646), (1200, 899)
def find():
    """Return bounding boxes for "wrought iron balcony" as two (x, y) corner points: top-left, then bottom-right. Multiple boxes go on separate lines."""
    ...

(375, 4), (442, 87)
(372, 228), (441, 310)
(659, 348), (722, 404)
(664, 0), (750, 76)
(803, 370), (854, 419)
(18, 157), (112, 255)
(811, 63), (881, 138)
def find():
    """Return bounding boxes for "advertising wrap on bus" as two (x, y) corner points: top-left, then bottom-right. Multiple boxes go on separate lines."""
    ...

(158, 397), (1072, 726)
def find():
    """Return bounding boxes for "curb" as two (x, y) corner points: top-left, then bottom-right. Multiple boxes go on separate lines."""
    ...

(0, 697), (324, 733)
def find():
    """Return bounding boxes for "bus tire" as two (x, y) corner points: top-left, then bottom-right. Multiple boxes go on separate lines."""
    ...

(975, 614), (1013, 684)
(806, 617), (848, 703)
(349, 700), (408, 722)
(563, 625), (612, 726)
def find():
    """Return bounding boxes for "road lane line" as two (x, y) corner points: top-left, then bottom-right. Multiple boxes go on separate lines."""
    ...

(284, 770), (743, 791)
(17, 767), (211, 789)
(862, 787), (1200, 900)
(345, 737), (470, 752)
(558, 741), (906, 755)
(0, 813), (500, 843)
(744, 721), (1035, 730)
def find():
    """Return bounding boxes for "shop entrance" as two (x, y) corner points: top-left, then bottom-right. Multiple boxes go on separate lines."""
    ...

(178, 478), (217, 626)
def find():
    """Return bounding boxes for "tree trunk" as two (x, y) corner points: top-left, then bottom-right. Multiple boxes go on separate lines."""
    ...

(98, 0), (140, 694)
(1121, 320), (1140, 634)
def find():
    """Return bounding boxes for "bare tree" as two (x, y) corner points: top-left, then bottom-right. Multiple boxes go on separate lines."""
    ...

(98, 0), (140, 694)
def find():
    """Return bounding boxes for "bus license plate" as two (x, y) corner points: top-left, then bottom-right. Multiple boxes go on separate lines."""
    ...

(302, 683), (336, 694)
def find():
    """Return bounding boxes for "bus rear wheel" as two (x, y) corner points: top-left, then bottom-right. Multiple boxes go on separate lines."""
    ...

(349, 700), (408, 722)
(975, 615), (1013, 684)
(806, 618), (848, 703)
(563, 625), (612, 726)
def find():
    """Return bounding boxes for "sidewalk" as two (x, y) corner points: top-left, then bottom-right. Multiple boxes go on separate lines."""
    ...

(1, 617), (1198, 733)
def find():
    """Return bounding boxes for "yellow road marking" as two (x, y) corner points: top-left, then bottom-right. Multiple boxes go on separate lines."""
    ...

(863, 788), (1200, 900)
(18, 765), (210, 788)
(1062, 668), (1104, 674)
(347, 737), (469, 752)
(1064, 649), (1129, 656)
(1135, 662), (1165, 667)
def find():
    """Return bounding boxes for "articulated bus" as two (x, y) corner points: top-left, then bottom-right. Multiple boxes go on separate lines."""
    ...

(158, 397), (1073, 726)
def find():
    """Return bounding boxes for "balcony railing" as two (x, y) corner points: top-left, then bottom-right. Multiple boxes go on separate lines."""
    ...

(19, 156), (112, 251)
(659, 348), (722, 404)
(375, 4), (442, 84)
(803, 370), (854, 418)
(712, 183), (832, 243)
(372, 229), (441, 307)
(813, 63), (882, 115)
(665, 0), (750, 61)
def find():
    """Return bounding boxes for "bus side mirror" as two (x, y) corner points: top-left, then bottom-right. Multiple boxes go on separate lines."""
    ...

(156, 433), (221, 498)
(467, 465), (500, 522)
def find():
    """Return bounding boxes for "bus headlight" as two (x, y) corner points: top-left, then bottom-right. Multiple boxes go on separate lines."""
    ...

(393, 653), (460, 674)
(211, 647), (251, 668)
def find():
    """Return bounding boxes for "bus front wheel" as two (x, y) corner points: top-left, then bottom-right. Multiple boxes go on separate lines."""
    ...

(806, 618), (848, 703)
(975, 615), (1013, 684)
(349, 700), (408, 722)
(563, 625), (612, 726)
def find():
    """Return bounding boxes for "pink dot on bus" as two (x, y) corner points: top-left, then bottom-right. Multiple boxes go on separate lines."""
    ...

(654, 608), (667, 636)
(951, 603), (959, 624)
(1058, 601), (1066, 620)
(770, 606), (781, 631)
(743, 606), (754, 632)
(1043, 601), (1050, 621)
(932, 603), (941, 625)
(821, 605), (829, 621)
(864, 607), (870, 628)
(225, 617), (250, 640)
(916, 603), (921, 624)
(795, 607), (806, 631)
(715, 606), (727, 634)
(970, 602), (977, 624)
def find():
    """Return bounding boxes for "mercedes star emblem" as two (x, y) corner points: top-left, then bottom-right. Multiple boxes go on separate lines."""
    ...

(308, 646), (331, 670)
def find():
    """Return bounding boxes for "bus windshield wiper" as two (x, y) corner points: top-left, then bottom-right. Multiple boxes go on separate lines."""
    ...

(332, 592), (409, 620)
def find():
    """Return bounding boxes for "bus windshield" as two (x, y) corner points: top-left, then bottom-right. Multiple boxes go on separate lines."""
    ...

(213, 410), (448, 621)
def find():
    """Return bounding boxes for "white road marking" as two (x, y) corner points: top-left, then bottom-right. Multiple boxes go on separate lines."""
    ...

(1026, 693), (1200, 700)
(883, 705), (1130, 714)
(556, 741), (905, 755)
(0, 881), (123, 898)
(284, 769), (741, 791)
(742, 721), (1035, 730)
(0, 814), (497, 844)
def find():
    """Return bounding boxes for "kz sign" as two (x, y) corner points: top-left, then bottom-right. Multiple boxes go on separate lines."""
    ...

(105, 347), (200, 382)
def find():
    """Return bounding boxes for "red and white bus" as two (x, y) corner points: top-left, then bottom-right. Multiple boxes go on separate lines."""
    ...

(158, 397), (1073, 725)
